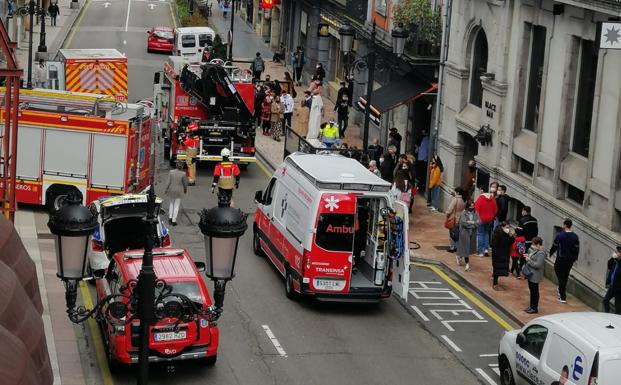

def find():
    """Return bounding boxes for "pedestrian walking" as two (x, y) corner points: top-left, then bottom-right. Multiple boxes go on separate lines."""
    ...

(33, 59), (48, 88)
(517, 206), (539, 251)
(446, 187), (466, 253)
(522, 236), (546, 314)
(490, 222), (514, 290)
(270, 95), (283, 141)
(473, 186), (498, 256)
(510, 228), (527, 278)
(368, 138), (383, 164)
(251, 52), (265, 81)
(334, 95), (349, 138)
(314, 63), (325, 83)
(368, 160), (381, 177)
(462, 159), (477, 201)
(48, 1), (60, 26)
(336, 81), (351, 106)
(603, 246), (621, 314)
(281, 90), (294, 130)
(415, 130), (428, 191)
(164, 161), (188, 226)
(391, 167), (412, 207)
(307, 76), (323, 96)
(379, 146), (398, 183)
(428, 157), (442, 211)
(253, 84), (266, 127)
(260, 96), (272, 136)
(457, 201), (478, 271)
(306, 91), (323, 140)
(292, 46), (305, 85)
(549, 218), (580, 303)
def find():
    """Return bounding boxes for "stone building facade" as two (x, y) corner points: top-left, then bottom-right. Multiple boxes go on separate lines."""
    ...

(438, 0), (621, 303)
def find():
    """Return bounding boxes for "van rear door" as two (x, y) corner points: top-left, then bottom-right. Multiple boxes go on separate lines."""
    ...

(309, 193), (356, 293)
(392, 200), (410, 300)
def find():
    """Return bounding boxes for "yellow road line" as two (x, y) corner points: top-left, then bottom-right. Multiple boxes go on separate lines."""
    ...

(63, 0), (92, 49)
(168, 1), (177, 29)
(413, 262), (514, 331)
(79, 282), (115, 385)
(255, 157), (273, 178)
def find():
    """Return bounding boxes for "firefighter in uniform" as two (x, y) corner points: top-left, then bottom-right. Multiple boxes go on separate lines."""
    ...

(212, 148), (240, 205)
(183, 122), (199, 185)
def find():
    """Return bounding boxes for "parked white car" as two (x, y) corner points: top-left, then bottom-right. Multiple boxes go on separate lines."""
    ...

(498, 312), (621, 385)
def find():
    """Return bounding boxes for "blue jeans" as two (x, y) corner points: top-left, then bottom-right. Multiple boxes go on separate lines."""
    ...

(477, 222), (492, 254)
(431, 186), (440, 209)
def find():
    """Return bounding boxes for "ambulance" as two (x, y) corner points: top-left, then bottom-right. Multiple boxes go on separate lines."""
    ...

(253, 153), (411, 302)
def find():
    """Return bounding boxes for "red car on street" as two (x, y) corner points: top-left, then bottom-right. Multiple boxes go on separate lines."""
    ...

(95, 248), (219, 369)
(147, 26), (174, 53)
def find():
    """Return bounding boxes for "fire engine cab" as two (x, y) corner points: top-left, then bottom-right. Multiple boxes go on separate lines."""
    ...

(253, 153), (411, 302)
(154, 56), (256, 166)
(0, 88), (153, 211)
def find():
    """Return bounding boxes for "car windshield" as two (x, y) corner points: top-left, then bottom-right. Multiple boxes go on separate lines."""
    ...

(154, 30), (173, 40)
(315, 213), (354, 252)
(165, 281), (204, 304)
(102, 202), (162, 221)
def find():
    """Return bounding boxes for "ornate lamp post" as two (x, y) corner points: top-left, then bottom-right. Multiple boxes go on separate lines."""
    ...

(16, 0), (48, 88)
(48, 187), (247, 385)
(339, 22), (408, 151)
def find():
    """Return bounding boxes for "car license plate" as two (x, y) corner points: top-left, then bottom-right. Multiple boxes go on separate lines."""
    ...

(313, 278), (346, 291)
(154, 331), (187, 342)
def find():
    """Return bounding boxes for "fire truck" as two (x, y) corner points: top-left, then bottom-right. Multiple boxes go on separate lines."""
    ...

(0, 88), (153, 211)
(154, 56), (256, 166)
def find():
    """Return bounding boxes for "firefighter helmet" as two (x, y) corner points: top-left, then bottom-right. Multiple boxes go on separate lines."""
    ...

(220, 148), (231, 158)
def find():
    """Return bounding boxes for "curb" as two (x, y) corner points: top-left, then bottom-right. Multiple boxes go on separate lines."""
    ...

(256, 149), (278, 172)
(55, 0), (88, 54)
(411, 255), (525, 327)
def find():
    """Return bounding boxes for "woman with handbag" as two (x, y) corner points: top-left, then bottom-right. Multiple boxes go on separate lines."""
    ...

(457, 201), (478, 271)
(391, 167), (412, 206)
(445, 187), (466, 253)
(523, 236), (546, 314)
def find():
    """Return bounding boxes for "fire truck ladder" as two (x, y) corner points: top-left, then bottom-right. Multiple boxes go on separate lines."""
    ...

(179, 63), (253, 124)
(0, 20), (23, 222)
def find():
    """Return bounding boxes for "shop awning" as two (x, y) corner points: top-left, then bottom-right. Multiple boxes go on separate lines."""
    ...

(356, 74), (437, 124)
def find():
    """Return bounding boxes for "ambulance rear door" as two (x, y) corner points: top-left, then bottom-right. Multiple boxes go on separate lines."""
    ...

(391, 200), (410, 301)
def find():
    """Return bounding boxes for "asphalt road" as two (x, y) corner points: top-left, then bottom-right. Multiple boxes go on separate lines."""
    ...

(62, 2), (487, 384)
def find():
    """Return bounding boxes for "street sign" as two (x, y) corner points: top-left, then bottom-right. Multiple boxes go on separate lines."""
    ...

(600, 22), (621, 49)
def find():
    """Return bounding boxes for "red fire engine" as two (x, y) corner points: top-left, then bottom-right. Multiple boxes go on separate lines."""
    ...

(154, 56), (256, 166)
(0, 88), (153, 211)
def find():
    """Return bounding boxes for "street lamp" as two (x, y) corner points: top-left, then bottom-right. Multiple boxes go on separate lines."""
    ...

(16, 0), (48, 88)
(199, 193), (248, 316)
(339, 21), (408, 151)
(228, 0), (236, 61)
(48, 186), (247, 385)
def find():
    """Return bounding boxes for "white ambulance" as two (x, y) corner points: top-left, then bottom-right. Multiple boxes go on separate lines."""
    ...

(498, 312), (621, 385)
(252, 153), (411, 302)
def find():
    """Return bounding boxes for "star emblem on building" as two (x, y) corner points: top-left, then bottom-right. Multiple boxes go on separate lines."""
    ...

(324, 196), (340, 212)
(604, 26), (620, 45)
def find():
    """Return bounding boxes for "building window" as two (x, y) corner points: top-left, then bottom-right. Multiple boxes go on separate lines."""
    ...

(567, 184), (585, 205)
(571, 39), (598, 157)
(523, 25), (546, 132)
(518, 157), (534, 177)
(469, 29), (488, 108)
(375, 0), (387, 16)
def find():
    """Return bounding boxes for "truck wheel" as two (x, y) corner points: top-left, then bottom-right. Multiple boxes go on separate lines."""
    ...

(499, 356), (515, 385)
(203, 354), (217, 367)
(253, 227), (265, 257)
(239, 163), (249, 171)
(46, 185), (81, 213)
(285, 268), (298, 300)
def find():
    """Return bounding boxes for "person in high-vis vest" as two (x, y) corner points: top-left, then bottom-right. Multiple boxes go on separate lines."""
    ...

(320, 120), (340, 148)
(183, 122), (199, 185)
(212, 148), (240, 205)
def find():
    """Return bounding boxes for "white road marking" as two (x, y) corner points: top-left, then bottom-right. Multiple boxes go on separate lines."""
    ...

(480, 353), (499, 357)
(262, 325), (287, 357)
(492, 368), (500, 376)
(411, 305), (429, 321)
(125, 0), (131, 32)
(476, 368), (498, 385)
(440, 335), (462, 352)
(422, 299), (472, 309)
(489, 363), (499, 368)
(441, 319), (488, 331)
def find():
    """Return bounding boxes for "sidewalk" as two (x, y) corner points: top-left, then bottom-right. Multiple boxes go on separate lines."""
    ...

(12, 0), (85, 81)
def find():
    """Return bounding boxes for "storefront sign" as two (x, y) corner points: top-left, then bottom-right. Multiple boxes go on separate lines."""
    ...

(484, 100), (496, 119)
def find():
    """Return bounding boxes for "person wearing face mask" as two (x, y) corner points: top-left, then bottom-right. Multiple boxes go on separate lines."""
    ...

(490, 221), (514, 290)
(457, 200), (478, 271)
(473, 186), (498, 256)
(314, 63), (326, 84)
(495, 185), (509, 227)
(603, 246), (621, 314)
(379, 146), (398, 183)
(522, 236), (546, 314)
(517, 206), (539, 251)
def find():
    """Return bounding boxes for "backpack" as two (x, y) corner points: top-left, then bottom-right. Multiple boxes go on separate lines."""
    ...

(253, 57), (264, 72)
(516, 240), (526, 255)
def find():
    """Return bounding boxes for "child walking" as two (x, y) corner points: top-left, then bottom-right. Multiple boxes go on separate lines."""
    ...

(510, 228), (527, 279)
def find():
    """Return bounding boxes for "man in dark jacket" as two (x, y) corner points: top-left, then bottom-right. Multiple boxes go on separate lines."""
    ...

(549, 218), (580, 303)
(379, 146), (397, 183)
(518, 206), (539, 250)
(368, 138), (383, 164)
(334, 95), (349, 138)
(603, 246), (621, 314)
(495, 185), (509, 225)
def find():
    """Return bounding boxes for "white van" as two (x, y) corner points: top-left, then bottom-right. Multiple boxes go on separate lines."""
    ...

(253, 153), (411, 302)
(174, 27), (215, 61)
(498, 312), (621, 385)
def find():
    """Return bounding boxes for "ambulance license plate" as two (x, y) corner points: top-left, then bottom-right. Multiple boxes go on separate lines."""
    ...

(313, 278), (346, 291)
(154, 331), (187, 342)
